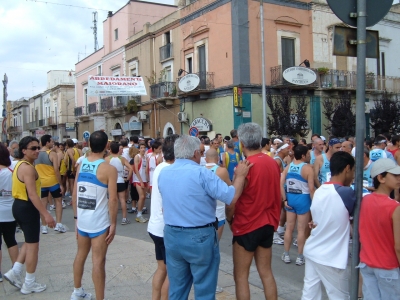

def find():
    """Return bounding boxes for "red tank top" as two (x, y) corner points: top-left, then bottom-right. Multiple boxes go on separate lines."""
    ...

(359, 193), (400, 269)
(386, 147), (398, 157)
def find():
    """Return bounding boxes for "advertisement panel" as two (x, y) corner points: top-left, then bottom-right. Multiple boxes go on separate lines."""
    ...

(87, 76), (147, 97)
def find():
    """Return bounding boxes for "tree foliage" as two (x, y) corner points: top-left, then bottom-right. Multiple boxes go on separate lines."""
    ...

(322, 94), (355, 137)
(267, 89), (310, 137)
(370, 92), (400, 136)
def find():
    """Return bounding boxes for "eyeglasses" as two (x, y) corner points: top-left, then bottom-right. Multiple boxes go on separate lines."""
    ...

(27, 146), (40, 151)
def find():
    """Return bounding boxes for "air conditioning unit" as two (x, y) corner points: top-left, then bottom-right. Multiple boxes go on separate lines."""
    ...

(137, 111), (147, 120)
(178, 112), (188, 123)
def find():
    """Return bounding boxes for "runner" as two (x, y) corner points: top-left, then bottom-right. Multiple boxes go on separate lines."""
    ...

(302, 151), (356, 299)
(147, 134), (179, 300)
(230, 129), (243, 160)
(280, 145), (314, 266)
(222, 140), (239, 181)
(147, 140), (162, 192)
(313, 138), (342, 188)
(35, 135), (66, 234)
(370, 135), (395, 162)
(105, 142), (133, 225)
(274, 142), (290, 173)
(310, 138), (324, 165)
(4, 136), (56, 294)
(128, 146), (140, 214)
(133, 143), (149, 223)
(71, 131), (118, 300)
(359, 158), (400, 299)
(65, 139), (81, 203)
(261, 138), (272, 156)
(386, 135), (400, 164)
(54, 142), (67, 208)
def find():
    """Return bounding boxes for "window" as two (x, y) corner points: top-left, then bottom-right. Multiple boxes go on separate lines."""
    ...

(84, 89), (88, 109)
(198, 45), (206, 88)
(281, 38), (295, 70)
(97, 65), (102, 76)
(114, 29), (118, 41)
(187, 57), (193, 73)
(165, 31), (171, 45)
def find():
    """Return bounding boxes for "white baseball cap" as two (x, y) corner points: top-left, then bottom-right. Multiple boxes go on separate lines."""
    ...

(371, 158), (400, 178)
(320, 136), (326, 141)
(72, 138), (79, 144)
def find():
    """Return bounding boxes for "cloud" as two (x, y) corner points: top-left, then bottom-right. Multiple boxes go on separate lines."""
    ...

(0, 0), (174, 101)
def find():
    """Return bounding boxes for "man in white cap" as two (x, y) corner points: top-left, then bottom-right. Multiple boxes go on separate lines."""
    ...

(271, 138), (283, 155)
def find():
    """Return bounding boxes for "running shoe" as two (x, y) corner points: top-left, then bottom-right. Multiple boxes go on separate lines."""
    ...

(71, 289), (92, 299)
(121, 218), (131, 225)
(135, 216), (148, 223)
(4, 269), (22, 289)
(295, 256), (305, 266)
(20, 282), (47, 294)
(142, 206), (148, 214)
(281, 252), (291, 264)
(127, 208), (137, 214)
(273, 233), (284, 245)
(126, 199), (132, 204)
(277, 231), (285, 239)
(293, 239), (298, 247)
(62, 200), (66, 208)
(49, 205), (55, 211)
(54, 224), (67, 233)
(145, 192), (150, 199)
(216, 285), (223, 294)
(41, 225), (48, 234)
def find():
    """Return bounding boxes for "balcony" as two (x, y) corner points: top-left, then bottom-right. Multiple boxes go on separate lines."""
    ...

(38, 119), (45, 127)
(7, 126), (22, 134)
(27, 120), (39, 130)
(44, 117), (57, 127)
(270, 65), (400, 93)
(100, 97), (113, 112)
(177, 72), (215, 96)
(88, 102), (98, 114)
(150, 82), (177, 103)
(160, 43), (173, 61)
(74, 106), (90, 121)
(130, 95), (141, 106)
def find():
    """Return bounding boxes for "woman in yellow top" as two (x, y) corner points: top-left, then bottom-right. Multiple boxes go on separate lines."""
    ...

(3, 137), (55, 295)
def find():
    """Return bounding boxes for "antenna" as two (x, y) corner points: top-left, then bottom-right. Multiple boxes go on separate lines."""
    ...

(91, 11), (99, 52)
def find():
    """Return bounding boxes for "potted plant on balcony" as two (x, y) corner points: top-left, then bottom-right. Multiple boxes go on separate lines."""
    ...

(145, 71), (157, 85)
(366, 72), (375, 89)
(159, 68), (167, 83)
(126, 99), (138, 114)
(317, 67), (329, 75)
(171, 86), (177, 97)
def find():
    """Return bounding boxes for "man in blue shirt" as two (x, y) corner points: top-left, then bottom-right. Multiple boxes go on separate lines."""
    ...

(158, 135), (251, 300)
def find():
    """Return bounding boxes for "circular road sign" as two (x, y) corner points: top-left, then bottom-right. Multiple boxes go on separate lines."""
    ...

(189, 126), (199, 137)
(327, 0), (392, 27)
(83, 131), (90, 141)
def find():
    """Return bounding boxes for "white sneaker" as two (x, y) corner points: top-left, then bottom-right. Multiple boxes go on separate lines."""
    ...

(54, 224), (67, 233)
(71, 289), (93, 299)
(295, 256), (305, 266)
(41, 225), (48, 234)
(4, 269), (22, 289)
(216, 285), (223, 293)
(62, 200), (66, 208)
(49, 205), (55, 211)
(21, 281), (47, 294)
(273, 232), (284, 245)
(281, 252), (291, 264)
(293, 239), (298, 247)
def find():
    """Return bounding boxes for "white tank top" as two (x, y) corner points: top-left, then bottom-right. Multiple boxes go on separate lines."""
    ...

(133, 154), (147, 183)
(77, 158), (109, 233)
(148, 155), (158, 186)
(109, 156), (124, 183)
(0, 162), (16, 222)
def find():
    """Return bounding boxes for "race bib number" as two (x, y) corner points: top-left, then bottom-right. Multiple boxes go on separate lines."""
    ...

(77, 184), (97, 210)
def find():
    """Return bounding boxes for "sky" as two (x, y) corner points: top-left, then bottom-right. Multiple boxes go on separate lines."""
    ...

(0, 0), (174, 101)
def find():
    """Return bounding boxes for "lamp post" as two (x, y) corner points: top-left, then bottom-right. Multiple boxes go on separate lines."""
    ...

(2, 74), (8, 143)
(260, 0), (268, 137)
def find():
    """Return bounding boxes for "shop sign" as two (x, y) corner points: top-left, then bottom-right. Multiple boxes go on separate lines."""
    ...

(87, 76), (147, 97)
(190, 117), (212, 132)
(178, 74), (200, 92)
(282, 67), (317, 86)
(111, 129), (122, 136)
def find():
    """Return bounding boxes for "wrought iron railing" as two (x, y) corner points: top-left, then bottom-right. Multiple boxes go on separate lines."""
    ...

(176, 72), (215, 94)
(100, 97), (113, 112)
(150, 82), (177, 99)
(88, 102), (98, 114)
(116, 96), (129, 107)
(270, 65), (319, 87)
(7, 126), (22, 133)
(160, 43), (173, 61)
(130, 95), (141, 104)
(74, 106), (85, 117)
(27, 120), (39, 129)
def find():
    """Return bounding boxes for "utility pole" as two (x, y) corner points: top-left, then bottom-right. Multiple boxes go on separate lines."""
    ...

(260, 0), (268, 137)
(2, 74), (8, 143)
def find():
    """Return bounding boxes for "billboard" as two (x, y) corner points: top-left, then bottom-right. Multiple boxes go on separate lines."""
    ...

(87, 76), (147, 97)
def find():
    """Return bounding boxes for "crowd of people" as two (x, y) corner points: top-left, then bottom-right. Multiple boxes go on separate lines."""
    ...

(0, 125), (399, 300)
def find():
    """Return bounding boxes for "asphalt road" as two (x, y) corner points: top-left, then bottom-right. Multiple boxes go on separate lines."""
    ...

(56, 195), (330, 300)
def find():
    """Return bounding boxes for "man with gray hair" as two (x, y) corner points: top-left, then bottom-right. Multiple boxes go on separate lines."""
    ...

(227, 122), (281, 300)
(8, 140), (19, 160)
(158, 134), (251, 300)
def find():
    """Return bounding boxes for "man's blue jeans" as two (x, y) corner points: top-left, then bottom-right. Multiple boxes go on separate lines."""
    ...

(164, 225), (219, 300)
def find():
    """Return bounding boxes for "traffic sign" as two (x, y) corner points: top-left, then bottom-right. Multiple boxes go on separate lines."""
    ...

(189, 126), (199, 137)
(83, 131), (90, 141)
(327, 0), (392, 27)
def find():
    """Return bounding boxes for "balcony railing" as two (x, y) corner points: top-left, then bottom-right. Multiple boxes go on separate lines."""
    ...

(270, 65), (400, 93)
(27, 120), (39, 130)
(160, 43), (173, 61)
(130, 95), (141, 105)
(150, 82), (177, 99)
(116, 96), (129, 107)
(100, 97), (113, 112)
(177, 72), (215, 94)
(39, 119), (45, 127)
(88, 102), (98, 114)
(74, 106), (85, 117)
(7, 126), (22, 133)
(45, 117), (56, 126)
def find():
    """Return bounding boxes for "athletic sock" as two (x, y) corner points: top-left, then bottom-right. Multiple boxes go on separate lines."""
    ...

(56, 223), (62, 227)
(137, 211), (142, 217)
(284, 252), (289, 256)
(25, 272), (35, 285)
(74, 287), (84, 295)
(298, 254), (304, 259)
(277, 226), (285, 233)
(12, 262), (23, 275)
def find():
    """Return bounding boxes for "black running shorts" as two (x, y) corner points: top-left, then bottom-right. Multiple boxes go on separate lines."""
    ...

(149, 233), (166, 264)
(232, 224), (274, 252)
(12, 199), (40, 243)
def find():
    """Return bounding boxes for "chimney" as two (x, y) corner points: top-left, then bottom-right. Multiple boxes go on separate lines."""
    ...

(108, 11), (113, 18)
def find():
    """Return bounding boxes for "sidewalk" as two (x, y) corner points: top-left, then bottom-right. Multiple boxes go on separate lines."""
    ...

(0, 231), (283, 299)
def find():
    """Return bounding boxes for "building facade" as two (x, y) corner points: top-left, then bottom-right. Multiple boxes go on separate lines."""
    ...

(7, 99), (30, 141)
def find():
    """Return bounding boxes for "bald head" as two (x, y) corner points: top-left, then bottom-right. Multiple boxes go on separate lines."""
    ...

(341, 141), (353, 154)
(205, 148), (219, 163)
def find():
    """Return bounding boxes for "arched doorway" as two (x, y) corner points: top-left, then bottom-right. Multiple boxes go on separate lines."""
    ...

(163, 122), (175, 138)
(113, 123), (123, 142)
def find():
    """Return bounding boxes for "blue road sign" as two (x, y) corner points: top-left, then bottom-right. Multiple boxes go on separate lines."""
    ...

(83, 131), (90, 140)
(189, 126), (199, 137)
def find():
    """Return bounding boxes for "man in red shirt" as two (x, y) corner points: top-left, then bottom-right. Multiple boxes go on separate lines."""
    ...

(227, 123), (281, 300)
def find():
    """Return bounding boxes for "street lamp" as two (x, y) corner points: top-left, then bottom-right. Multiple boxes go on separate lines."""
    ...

(177, 69), (189, 76)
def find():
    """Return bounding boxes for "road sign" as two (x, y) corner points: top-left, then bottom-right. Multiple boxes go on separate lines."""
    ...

(327, 0), (392, 27)
(333, 26), (379, 58)
(189, 126), (199, 137)
(83, 131), (90, 141)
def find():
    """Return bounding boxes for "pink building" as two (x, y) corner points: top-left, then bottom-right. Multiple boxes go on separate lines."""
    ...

(74, 0), (176, 140)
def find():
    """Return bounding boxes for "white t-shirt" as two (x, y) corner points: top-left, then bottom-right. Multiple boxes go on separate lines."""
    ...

(122, 147), (131, 178)
(76, 156), (85, 167)
(304, 183), (356, 269)
(0, 161), (17, 222)
(147, 162), (170, 237)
